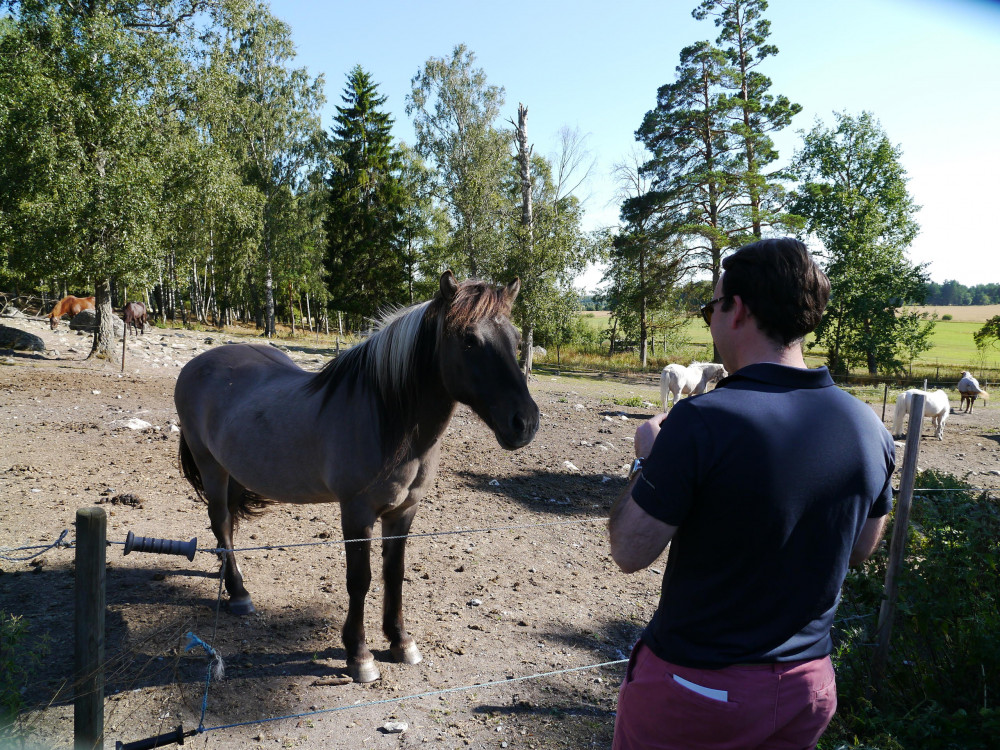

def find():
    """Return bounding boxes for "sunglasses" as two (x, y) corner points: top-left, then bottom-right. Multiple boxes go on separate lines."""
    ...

(700, 295), (731, 326)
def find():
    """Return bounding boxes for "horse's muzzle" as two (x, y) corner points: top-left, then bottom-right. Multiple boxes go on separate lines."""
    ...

(493, 402), (539, 450)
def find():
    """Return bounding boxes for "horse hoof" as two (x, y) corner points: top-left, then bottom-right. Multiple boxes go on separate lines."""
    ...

(227, 596), (256, 615)
(348, 659), (380, 683)
(391, 643), (422, 665)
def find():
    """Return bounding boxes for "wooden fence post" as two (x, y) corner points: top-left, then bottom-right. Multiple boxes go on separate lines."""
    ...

(75, 507), (106, 750)
(873, 392), (924, 689)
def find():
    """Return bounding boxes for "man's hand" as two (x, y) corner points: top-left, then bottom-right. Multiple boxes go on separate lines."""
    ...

(634, 412), (670, 458)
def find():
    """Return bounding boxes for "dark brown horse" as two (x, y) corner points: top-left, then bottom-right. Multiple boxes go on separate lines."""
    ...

(123, 301), (148, 336)
(47, 295), (95, 329)
(174, 272), (538, 682)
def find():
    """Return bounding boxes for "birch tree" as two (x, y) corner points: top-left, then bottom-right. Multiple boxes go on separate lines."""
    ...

(0, 0), (208, 363)
(406, 44), (510, 278)
(214, 2), (326, 337)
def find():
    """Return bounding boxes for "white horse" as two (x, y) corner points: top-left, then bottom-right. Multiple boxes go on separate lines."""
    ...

(660, 362), (728, 409)
(957, 371), (989, 414)
(892, 388), (951, 441)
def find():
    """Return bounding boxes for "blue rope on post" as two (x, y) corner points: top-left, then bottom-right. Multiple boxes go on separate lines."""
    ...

(187, 555), (229, 733)
(184, 632), (224, 681)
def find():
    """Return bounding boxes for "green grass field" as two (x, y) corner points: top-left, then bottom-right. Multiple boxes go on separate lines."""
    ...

(571, 308), (1000, 377)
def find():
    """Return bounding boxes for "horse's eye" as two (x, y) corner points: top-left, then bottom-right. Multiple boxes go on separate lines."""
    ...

(463, 332), (478, 349)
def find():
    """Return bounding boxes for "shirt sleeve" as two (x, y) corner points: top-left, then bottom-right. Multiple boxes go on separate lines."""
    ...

(869, 430), (897, 518)
(631, 402), (708, 526)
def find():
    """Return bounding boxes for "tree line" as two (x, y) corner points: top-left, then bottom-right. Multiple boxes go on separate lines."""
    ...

(923, 280), (1000, 306)
(0, 0), (598, 370)
(1, 0), (939, 377)
(604, 0), (933, 376)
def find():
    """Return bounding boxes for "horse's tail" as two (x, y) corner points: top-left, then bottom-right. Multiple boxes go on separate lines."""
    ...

(178, 430), (269, 521)
(178, 431), (206, 501)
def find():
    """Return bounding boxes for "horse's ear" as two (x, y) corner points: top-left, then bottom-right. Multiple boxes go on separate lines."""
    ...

(503, 278), (521, 304)
(440, 270), (458, 303)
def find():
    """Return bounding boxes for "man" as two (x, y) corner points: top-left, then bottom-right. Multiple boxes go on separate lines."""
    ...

(608, 238), (895, 749)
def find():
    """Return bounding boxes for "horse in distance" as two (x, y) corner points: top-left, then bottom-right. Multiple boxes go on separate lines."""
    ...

(174, 271), (539, 683)
(957, 371), (989, 414)
(47, 295), (95, 329)
(660, 361), (728, 409)
(893, 388), (951, 441)
(123, 301), (148, 336)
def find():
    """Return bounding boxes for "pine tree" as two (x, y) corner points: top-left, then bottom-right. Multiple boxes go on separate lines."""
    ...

(633, 41), (740, 290)
(324, 66), (409, 325)
(694, 0), (801, 238)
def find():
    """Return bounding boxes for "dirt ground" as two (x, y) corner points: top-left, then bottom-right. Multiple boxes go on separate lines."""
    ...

(2, 314), (999, 750)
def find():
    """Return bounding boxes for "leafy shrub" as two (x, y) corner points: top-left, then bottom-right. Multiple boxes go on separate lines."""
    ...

(824, 470), (1000, 749)
(609, 396), (645, 408)
(0, 611), (48, 740)
(941, 314), (953, 321)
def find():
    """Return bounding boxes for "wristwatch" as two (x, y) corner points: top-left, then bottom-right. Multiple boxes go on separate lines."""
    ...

(628, 456), (644, 481)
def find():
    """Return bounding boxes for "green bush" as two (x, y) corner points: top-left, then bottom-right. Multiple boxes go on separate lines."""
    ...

(0, 611), (48, 740)
(823, 470), (1000, 749)
(608, 396), (645, 408)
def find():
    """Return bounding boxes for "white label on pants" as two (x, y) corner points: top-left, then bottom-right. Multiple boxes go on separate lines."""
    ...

(672, 674), (729, 702)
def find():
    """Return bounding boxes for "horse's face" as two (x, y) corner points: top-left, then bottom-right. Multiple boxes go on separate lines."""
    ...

(436, 275), (539, 450)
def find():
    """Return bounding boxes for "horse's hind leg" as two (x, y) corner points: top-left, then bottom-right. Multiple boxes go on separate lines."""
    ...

(381, 503), (421, 666)
(202, 465), (255, 614)
(341, 512), (379, 683)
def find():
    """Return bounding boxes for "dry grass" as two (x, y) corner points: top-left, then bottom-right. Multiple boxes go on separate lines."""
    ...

(905, 305), (1000, 323)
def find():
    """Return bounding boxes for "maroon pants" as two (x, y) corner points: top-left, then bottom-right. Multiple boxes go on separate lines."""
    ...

(612, 641), (837, 750)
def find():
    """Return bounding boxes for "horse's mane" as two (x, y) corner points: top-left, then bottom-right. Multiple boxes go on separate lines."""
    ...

(307, 278), (513, 415)
(307, 300), (434, 409)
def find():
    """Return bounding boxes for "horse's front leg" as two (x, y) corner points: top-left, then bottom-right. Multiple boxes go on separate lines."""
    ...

(342, 516), (379, 683)
(381, 503), (421, 666)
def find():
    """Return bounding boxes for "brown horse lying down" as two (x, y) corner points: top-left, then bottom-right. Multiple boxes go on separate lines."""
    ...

(47, 295), (95, 329)
(123, 301), (148, 336)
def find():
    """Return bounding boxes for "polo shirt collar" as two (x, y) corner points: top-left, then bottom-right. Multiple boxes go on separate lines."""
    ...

(716, 362), (834, 390)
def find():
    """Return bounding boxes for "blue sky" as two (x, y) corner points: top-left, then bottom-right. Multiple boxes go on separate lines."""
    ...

(267, 0), (1000, 291)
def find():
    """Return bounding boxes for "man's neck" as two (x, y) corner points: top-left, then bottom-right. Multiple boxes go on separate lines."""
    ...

(730, 340), (807, 372)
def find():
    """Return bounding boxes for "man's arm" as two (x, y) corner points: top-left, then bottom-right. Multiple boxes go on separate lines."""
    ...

(608, 412), (677, 574)
(849, 515), (889, 566)
(608, 482), (677, 573)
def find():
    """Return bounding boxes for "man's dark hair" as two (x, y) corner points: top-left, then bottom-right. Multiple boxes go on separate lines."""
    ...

(720, 238), (830, 346)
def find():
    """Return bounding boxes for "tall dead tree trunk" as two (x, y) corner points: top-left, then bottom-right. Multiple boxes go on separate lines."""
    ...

(263, 239), (276, 338)
(514, 103), (534, 377)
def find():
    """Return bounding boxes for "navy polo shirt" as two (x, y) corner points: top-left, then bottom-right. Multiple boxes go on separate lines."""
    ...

(632, 363), (895, 668)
